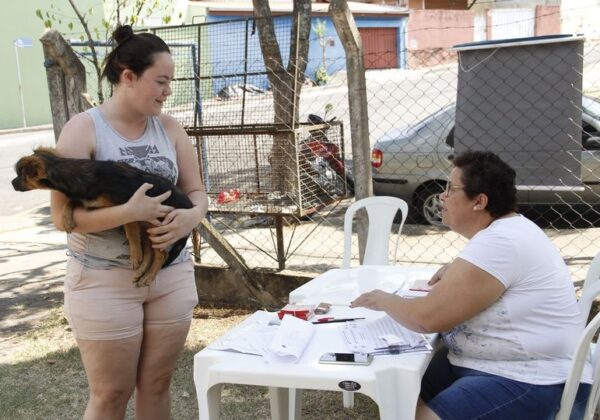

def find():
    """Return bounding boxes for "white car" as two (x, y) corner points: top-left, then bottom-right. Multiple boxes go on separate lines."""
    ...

(371, 97), (600, 225)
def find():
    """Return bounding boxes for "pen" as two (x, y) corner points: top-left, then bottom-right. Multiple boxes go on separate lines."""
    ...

(312, 317), (366, 324)
(409, 288), (430, 292)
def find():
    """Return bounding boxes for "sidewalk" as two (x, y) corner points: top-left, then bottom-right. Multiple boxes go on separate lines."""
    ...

(0, 124), (53, 136)
(0, 206), (67, 361)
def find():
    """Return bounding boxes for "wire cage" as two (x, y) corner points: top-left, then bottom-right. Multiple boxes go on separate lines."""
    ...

(188, 120), (349, 217)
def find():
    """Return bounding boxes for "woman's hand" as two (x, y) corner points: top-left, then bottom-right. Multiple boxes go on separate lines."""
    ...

(146, 206), (202, 250)
(350, 289), (395, 312)
(428, 264), (449, 286)
(125, 183), (173, 225)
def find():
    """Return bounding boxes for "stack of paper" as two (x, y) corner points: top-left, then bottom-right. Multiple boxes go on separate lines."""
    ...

(264, 315), (316, 365)
(208, 311), (317, 364)
(340, 315), (432, 355)
(208, 311), (279, 356)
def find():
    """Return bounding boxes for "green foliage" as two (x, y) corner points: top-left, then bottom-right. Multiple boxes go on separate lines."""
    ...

(315, 65), (330, 86)
(34, 0), (179, 103)
(312, 18), (331, 86)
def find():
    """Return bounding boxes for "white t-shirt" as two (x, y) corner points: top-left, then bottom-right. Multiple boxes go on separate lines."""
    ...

(443, 214), (592, 385)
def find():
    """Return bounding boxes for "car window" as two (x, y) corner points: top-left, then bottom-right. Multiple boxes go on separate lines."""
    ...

(583, 96), (600, 119)
(446, 126), (455, 148)
(411, 105), (454, 137)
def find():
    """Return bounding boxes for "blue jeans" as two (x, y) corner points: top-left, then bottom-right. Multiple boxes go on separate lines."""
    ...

(421, 348), (591, 420)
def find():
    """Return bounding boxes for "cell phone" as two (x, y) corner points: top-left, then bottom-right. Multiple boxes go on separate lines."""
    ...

(319, 352), (373, 365)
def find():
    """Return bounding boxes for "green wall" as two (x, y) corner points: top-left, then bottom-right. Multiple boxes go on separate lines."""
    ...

(0, 1), (102, 130)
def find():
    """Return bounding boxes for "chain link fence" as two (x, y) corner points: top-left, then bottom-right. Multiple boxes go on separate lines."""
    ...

(72, 10), (600, 283)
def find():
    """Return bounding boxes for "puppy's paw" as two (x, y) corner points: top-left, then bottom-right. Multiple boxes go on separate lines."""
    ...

(62, 214), (77, 233)
(133, 269), (154, 287)
(130, 251), (143, 270)
(62, 202), (77, 233)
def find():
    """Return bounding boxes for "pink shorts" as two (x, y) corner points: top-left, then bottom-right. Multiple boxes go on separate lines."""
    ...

(63, 257), (198, 340)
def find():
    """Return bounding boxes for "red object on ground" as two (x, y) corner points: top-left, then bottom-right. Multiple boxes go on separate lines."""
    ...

(217, 189), (240, 204)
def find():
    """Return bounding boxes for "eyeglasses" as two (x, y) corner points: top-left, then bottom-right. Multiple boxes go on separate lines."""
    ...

(444, 182), (466, 195)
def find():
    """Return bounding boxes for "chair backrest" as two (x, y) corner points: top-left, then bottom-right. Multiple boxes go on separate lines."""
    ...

(579, 251), (600, 321)
(555, 252), (600, 419)
(342, 196), (408, 269)
(555, 311), (600, 420)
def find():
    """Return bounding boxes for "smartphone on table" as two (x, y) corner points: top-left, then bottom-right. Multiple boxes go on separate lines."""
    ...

(319, 352), (373, 365)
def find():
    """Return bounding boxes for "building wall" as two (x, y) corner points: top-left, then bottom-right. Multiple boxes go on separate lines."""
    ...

(406, 9), (473, 67)
(405, 6), (561, 68)
(535, 5), (561, 36)
(0, 1), (102, 130)
(204, 14), (407, 95)
(560, 0), (600, 39)
(408, 0), (468, 10)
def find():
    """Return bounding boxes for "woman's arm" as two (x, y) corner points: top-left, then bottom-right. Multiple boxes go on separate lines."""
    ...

(350, 258), (506, 333)
(51, 113), (174, 233)
(147, 115), (208, 250)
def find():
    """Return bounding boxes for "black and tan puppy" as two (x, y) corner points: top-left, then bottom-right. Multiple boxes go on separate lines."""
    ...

(11, 147), (193, 286)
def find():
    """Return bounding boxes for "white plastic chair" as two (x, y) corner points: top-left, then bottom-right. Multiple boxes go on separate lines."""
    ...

(555, 310), (600, 420)
(578, 251), (600, 322)
(555, 251), (600, 420)
(342, 196), (409, 268)
(341, 196), (408, 408)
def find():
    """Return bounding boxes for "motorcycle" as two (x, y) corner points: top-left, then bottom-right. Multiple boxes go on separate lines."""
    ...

(299, 113), (354, 195)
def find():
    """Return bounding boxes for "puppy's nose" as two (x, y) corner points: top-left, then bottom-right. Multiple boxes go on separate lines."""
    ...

(11, 177), (25, 191)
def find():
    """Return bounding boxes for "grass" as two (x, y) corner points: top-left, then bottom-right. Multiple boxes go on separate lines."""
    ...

(0, 305), (381, 419)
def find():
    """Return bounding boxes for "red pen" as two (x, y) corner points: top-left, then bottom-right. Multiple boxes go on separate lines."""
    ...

(313, 317), (366, 324)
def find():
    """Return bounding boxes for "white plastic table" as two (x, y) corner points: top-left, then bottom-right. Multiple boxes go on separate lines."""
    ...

(193, 265), (437, 420)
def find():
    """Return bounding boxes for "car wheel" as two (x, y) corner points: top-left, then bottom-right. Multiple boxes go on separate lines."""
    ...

(415, 183), (445, 226)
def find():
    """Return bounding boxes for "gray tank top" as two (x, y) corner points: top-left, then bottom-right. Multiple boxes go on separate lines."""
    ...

(67, 107), (188, 268)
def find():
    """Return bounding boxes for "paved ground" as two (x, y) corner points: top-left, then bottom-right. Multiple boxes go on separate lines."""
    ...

(0, 206), (66, 361)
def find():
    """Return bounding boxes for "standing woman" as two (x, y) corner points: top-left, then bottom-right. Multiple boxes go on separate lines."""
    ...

(50, 25), (207, 419)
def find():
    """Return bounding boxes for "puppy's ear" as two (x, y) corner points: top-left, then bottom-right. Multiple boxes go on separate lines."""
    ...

(33, 147), (57, 158)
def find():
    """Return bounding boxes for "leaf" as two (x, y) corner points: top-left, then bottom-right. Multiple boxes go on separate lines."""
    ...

(68, 22), (73, 31)
(163, 15), (171, 24)
(35, 9), (43, 20)
(45, 19), (52, 28)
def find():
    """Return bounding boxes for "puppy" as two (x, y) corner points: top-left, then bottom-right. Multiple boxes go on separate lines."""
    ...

(12, 147), (193, 286)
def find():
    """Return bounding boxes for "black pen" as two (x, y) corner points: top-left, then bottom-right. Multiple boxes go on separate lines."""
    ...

(312, 317), (366, 324)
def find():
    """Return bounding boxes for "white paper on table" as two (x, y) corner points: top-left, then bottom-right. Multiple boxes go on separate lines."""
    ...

(207, 311), (279, 356)
(264, 314), (316, 365)
(340, 315), (432, 354)
(396, 289), (429, 298)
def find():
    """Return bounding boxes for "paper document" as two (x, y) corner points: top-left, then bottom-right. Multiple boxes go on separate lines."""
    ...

(340, 315), (432, 354)
(264, 314), (316, 364)
(208, 311), (278, 356)
(396, 289), (429, 298)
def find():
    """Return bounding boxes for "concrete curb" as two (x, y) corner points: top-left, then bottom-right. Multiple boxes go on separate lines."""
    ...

(0, 124), (53, 136)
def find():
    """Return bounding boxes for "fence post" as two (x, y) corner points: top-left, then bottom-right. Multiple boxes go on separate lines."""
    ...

(39, 29), (93, 142)
(329, 0), (373, 262)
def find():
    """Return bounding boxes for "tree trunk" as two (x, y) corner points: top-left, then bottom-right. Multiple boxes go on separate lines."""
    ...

(40, 29), (93, 141)
(252, 0), (312, 194)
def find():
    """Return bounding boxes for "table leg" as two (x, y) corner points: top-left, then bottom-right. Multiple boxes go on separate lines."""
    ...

(342, 390), (355, 408)
(197, 383), (223, 420)
(290, 388), (303, 420)
(374, 369), (420, 420)
(269, 386), (290, 420)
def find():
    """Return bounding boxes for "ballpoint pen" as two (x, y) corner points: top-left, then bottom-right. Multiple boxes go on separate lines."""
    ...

(312, 317), (366, 324)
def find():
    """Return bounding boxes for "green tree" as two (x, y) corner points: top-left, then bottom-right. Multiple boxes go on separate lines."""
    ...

(36, 0), (178, 103)
(313, 18), (331, 85)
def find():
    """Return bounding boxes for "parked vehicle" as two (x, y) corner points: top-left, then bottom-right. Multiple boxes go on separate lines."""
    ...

(370, 97), (600, 225)
(301, 113), (354, 195)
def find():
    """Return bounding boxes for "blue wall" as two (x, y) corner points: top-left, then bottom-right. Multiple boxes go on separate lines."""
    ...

(205, 14), (407, 95)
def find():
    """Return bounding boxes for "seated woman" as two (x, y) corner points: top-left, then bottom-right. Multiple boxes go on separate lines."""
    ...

(350, 151), (592, 420)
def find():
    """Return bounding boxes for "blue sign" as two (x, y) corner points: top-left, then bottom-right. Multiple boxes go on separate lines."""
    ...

(14, 37), (33, 48)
